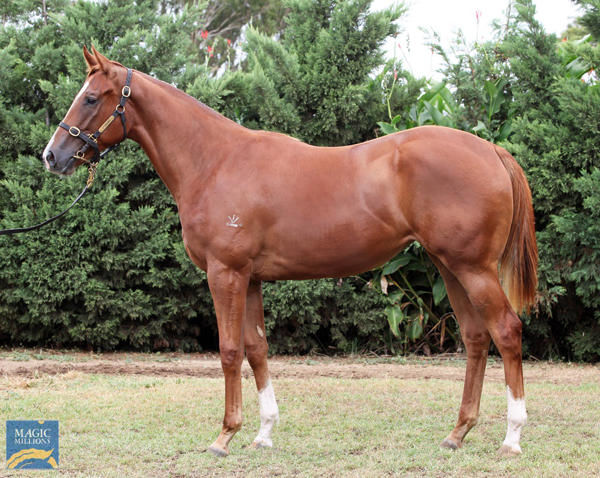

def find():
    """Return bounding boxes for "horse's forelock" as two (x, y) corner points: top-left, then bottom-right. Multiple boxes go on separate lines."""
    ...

(86, 60), (125, 78)
(86, 64), (100, 76)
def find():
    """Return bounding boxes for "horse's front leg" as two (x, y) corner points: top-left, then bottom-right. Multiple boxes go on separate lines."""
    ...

(206, 260), (251, 457)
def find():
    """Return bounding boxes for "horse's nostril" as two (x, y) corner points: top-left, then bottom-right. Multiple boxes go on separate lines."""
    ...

(45, 150), (55, 166)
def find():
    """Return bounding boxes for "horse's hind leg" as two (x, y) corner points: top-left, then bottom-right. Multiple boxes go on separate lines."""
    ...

(244, 280), (279, 449)
(431, 258), (491, 450)
(455, 267), (527, 455)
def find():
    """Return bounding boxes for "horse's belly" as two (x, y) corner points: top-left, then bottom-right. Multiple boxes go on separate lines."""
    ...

(254, 219), (414, 280)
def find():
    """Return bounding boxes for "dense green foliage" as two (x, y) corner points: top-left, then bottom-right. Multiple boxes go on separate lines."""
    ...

(192, 0), (406, 146)
(0, 0), (219, 351)
(503, 0), (600, 361)
(1, 0), (599, 360)
(390, 0), (600, 361)
(0, 0), (397, 353)
(445, 0), (600, 361)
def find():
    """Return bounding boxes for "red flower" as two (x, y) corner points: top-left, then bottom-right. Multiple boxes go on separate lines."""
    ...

(393, 69), (398, 80)
(201, 30), (208, 40)
(207, 45), (214, 57)
(227, 38), (231, 47)
(475, 10), (482, 23)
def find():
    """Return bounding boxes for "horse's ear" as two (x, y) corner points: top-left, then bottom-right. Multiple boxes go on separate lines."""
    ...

(83, 45), (97, 71)
(91, 45), (117, 77)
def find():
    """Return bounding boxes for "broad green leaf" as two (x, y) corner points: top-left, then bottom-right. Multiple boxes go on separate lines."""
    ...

(386, 305), (404, 337)
(377, 121), (398, 136)
(433, 276), (447, 306)
(421, 81), (446, 101)
(391, 114), (403, 126)
(404, 260), (428, 273)
(407, 314), (423, 340)
(382, 255), (411, 275)
(496, 120), (513, 142)
(438, 86), (457, 113)
(424, 100), (445, 125)
(472, 120), (487, 135)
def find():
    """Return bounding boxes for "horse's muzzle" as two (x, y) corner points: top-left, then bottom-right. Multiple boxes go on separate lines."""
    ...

(43, 149), (77, 176)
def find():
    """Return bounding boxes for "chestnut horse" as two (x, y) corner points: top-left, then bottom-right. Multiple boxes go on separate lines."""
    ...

(43, 47), (537, 457)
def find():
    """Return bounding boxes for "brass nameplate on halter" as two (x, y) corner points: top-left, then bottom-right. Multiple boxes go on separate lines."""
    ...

(98, 115), (115, 133)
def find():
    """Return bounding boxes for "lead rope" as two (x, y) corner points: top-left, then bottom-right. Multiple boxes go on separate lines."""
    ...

(0, 164), (96, 236)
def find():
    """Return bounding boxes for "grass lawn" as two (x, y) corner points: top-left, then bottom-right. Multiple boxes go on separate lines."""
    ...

(0, 359), (598, 477)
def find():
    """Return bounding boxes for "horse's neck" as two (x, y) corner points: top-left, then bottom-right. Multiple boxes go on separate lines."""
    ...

(127, 72), (242, 202)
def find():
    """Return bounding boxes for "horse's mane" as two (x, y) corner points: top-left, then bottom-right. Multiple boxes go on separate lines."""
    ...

(140, 71), (239, 125)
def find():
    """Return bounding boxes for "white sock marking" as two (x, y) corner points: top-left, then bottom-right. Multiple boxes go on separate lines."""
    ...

(253, 379), (279, 447)
(503, 386), (527, 453)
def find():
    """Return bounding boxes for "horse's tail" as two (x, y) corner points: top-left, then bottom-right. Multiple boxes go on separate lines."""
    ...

(495, 145), (538, 314)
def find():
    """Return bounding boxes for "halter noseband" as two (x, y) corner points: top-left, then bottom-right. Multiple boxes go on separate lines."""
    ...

(58, 68), (133, 165)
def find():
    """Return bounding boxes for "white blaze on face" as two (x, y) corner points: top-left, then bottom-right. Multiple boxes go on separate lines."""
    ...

(253, 379), (279, 448)
(503, 386), (527, 453)
(42, 79), (91, 165)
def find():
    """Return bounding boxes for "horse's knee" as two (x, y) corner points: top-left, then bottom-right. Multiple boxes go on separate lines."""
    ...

(220, 345), (243, 372)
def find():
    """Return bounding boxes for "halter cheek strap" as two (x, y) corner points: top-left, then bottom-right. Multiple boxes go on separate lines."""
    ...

(58, 68), (133, 165)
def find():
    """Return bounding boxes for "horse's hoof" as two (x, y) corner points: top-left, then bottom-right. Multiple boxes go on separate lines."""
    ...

(249, 439), (273, 450)
(498, 444), (521, 456)
(207, 445), (228, 457)
(440, 438), (460, 450)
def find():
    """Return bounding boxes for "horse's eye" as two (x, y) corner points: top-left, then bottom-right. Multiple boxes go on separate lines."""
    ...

(85, 96), (97, 105)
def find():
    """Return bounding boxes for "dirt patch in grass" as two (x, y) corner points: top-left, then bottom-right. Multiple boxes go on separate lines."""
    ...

(0, 351), (597, 385)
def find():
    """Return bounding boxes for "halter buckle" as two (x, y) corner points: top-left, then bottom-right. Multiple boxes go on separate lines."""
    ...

(74, 150), (87, 160)
(69, 126), (81, 137)
(115, 104), (125, 114)
(122, 85), (131, 98)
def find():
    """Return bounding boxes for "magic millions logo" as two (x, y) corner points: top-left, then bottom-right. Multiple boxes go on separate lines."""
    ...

(6, 420), (59, 469)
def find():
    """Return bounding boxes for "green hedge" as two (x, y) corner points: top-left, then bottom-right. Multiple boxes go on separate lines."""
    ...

(0, 0), (402, 354)
(1, 0), (599, 360)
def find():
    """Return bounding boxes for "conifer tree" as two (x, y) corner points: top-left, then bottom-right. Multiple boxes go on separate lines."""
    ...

(0, 0), (217, 350)
(229, 0), (405, 145)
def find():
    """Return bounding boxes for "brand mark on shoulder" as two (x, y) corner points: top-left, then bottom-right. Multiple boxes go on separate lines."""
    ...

(227, 214), (242, 228)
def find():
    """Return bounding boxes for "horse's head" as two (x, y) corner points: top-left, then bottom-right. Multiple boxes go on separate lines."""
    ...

(43, 46), (132, 176)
